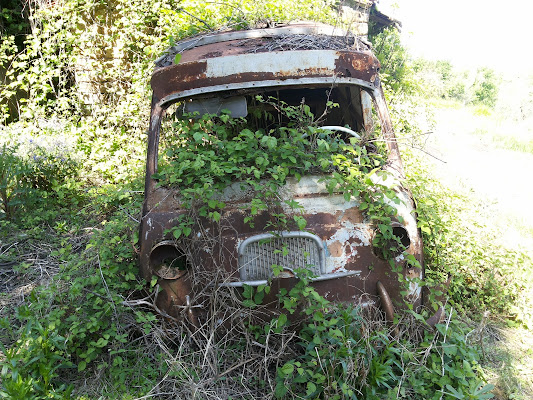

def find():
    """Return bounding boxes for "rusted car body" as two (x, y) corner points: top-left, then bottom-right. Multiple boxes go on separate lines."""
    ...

(139, 23), (429, 325)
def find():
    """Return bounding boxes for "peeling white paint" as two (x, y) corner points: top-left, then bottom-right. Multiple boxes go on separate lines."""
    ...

(408, 279), (421, 301)
(145, 218), (153, 240)
(394, 253), (405, 263)
(206, 50), (337, 78)
(287, 195), (359, 215)
(324, 220), (371, 272)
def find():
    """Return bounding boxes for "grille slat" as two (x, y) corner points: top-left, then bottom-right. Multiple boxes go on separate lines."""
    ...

(238, 232), (325, 281)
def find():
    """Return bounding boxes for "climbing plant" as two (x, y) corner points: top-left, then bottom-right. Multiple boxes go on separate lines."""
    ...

(155, 97), (402, 255)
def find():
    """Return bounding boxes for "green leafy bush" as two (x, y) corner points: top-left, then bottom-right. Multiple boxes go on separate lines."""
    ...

(0, 133), (82, 222)
(403, 151), (530, 324)
(0, 320), (74, 399)
(370, 26), (418, 97)
(473, 68), (500, 108)
(0, 144), (31, 220)
(275, 307), (493, 400)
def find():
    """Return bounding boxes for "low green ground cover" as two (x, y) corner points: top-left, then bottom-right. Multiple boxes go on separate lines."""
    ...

(0, 102), (504, 400)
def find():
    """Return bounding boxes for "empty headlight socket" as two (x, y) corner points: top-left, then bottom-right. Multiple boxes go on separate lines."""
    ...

(149, 240), (189, 280)
(372, 222), (411, 260)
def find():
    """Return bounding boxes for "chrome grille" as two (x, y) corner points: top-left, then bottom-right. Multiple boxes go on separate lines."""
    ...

(238, 232), (325, 281)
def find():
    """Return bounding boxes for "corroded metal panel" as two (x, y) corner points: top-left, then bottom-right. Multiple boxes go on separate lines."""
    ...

(151, 50), (380, 105)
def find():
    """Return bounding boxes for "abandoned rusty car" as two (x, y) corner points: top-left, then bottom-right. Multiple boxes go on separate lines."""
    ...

(139, 23), (437, 326)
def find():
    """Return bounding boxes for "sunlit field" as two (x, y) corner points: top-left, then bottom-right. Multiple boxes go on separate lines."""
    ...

(402, 91), (533, 399)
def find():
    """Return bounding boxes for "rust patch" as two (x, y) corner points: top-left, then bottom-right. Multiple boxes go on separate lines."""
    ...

(328, 241), (343, 257)
(334, 52), (378, 82)
(156, 273), (193, 314)
(406, 268), (419, 279)
(201, 50), (223, 59)
(341, 206), (364, 223)
(152, 51), (381, 103)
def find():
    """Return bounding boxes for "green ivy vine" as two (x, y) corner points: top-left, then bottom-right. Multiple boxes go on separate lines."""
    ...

(156, 97), (405, 255)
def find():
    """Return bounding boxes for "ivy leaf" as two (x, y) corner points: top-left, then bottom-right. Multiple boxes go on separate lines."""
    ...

(420, 225), (431, 234)
(274, 381), (288, 398)
(260, 135), (277, 149)
(174, 53), (182, 64)
(277, 313), (287, 327)
(306, 382), (317, 396)
(78, 361), (87, 372)
(294, 215), (307, 230)
(343, 191), (351, 202)
(254, 289), (265, 304)
(281, 363), (294, 376)
(242, 299), (256, 308)
(242, 285), (253, 299)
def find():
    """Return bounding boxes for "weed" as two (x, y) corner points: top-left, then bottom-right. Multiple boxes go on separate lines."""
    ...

(0, 320), (74, 399)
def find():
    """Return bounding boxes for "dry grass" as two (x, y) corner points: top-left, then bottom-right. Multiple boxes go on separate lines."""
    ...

(483, 325), (533, 400)
(0, 226), (92, 345)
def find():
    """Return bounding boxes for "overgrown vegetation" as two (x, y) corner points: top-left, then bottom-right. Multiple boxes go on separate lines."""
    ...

(155, 98), (394, 239)
(410, 60), (501, 108)
(1, 0), (530, 398)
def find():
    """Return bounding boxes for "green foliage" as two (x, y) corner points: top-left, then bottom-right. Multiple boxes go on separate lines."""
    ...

(410, 60), (501, 108)
(0, 188), (164, 396)
(0, 144), (30, 220)
(473, 68), (500, 108)
(403, 150), (529, 322)
(0, 0), (30, 122)
(412, 59), (469, 102)
(0, 320), (74, 399)
(370, 26), (418, 96)
(0, 0), (336, 124)
(0, 134), (82, 222)
(274, 304), (493, 400)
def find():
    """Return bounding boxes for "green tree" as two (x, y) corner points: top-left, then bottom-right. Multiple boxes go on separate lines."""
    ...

(0, 0), (30, 122)
(369, 26), (417, 96)
(473, 67), (500, 107)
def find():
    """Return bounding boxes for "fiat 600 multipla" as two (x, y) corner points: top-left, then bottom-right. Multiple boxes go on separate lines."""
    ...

(139, 23), (441, 327)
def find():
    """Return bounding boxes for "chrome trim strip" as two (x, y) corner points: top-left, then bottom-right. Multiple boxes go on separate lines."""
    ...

(158, 77), (376, 108)
(218, 271), (360, 287)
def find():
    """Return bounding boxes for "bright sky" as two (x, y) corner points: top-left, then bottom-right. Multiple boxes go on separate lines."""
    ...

(378, 0), (533, 75)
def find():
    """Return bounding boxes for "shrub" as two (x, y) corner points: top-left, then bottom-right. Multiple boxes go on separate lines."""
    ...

(0, 143), (31, 220)
(473, 68), (500, 108)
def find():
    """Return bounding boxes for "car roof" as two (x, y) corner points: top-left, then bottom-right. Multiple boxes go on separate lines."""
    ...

(150, 22), (382, 107)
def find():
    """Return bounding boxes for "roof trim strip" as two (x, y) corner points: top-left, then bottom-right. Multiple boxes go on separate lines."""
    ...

(157, 77), (377, 108)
